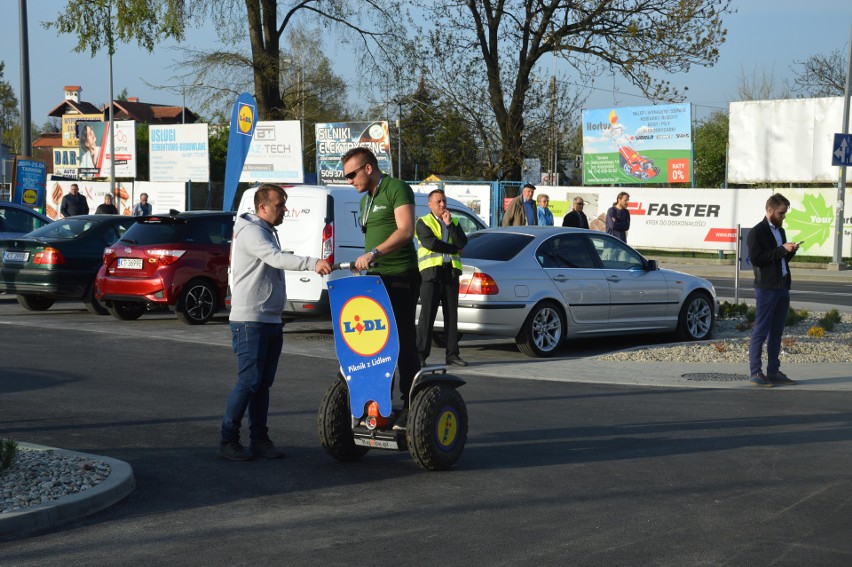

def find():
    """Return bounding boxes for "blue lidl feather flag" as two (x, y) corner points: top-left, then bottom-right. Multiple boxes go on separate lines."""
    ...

(222, 93), (258, 211)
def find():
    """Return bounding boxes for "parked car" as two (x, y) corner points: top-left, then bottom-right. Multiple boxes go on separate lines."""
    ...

(233, 185), (487, 317)
(424, 226), (717, 357)
(0, 215), (135, 314)
(0, 202), (52, 239)
(95, 211), (235, 324)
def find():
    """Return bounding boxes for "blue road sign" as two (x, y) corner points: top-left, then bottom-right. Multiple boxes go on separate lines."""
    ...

(832, 133), (852, 166)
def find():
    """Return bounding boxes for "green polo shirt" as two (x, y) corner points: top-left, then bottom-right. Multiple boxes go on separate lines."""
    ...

(360, 176), (417, 275)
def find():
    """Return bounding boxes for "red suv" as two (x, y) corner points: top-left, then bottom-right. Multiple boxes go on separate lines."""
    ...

(95, 212), (235, 324)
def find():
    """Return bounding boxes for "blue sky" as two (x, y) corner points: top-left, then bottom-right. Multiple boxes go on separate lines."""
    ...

(1, 0), (850, 125)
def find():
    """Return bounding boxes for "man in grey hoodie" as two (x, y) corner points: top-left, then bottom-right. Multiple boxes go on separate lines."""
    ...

(218, 184), (331, 461)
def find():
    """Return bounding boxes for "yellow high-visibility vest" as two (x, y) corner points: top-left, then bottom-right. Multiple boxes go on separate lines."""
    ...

(417, 214), (462, 272)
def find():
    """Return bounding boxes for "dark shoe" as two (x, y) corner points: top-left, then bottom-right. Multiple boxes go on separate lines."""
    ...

(446, 355), (468, 367)
(218, 440), (253, 461)
(750, 372), (774, 388)
(392, 409), (408, 431)
(250, 439), (286, 459)
(768, 371), (796, 385)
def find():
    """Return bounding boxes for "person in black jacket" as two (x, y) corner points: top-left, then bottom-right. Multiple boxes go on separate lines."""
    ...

(95, 194), (118, 214)
(415, 189), (468, 367)
(562, 197), (589, 228)
(60, 184), (89, 217)
(747, 193), (799, 387)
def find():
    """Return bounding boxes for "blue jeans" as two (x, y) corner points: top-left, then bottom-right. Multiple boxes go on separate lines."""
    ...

(749, 288), (790, 376)
(220, 322), (284, 444)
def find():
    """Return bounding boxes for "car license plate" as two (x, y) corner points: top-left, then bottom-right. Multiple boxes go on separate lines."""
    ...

(2, 250), (29, 263)
(118, 258), (143, 269)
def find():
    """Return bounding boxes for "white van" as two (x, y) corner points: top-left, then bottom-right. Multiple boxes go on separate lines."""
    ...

(234, 184), (487, 317)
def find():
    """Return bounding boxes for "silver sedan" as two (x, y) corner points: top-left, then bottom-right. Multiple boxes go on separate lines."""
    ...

(429, 226), (717, 357)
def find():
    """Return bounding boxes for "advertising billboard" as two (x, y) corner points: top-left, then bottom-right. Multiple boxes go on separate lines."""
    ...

(62, 113), (102, 148)
(728, 97), (852, 183)
(12, 157), (47, 209)
(582, 103), (693, 185)
(149, 124), (210, 182)
(78, 120), (137, 180)
(240, 120), (304, 184)
(315, 122), (391, 185)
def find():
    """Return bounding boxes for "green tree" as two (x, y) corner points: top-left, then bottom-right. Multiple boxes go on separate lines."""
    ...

(0, 61), (20, 150)
(406, 0), (734, 181)
(693, 111), (729, 188)
(45, 1), (187, 57)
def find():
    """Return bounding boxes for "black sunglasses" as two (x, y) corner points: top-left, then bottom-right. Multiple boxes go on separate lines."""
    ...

(344, 163), (368, 180)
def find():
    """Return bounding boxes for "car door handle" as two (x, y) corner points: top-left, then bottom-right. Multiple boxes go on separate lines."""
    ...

(552, 275), (569, 282)
(606, 275), (621, 282)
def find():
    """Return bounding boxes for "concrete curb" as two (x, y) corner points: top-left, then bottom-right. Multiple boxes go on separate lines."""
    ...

(0, 443), (135, 538)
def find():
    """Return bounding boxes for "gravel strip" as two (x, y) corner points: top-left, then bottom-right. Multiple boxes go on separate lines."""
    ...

(600, 311), (852, 364)
(1, 447), (111, 514)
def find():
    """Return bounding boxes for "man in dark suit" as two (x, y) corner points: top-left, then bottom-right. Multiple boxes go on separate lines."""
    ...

(562, 197), (589, 228)
(747, 193), (799, 387)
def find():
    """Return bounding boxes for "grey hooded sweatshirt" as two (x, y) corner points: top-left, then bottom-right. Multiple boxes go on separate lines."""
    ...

(229, 212), (320, 323)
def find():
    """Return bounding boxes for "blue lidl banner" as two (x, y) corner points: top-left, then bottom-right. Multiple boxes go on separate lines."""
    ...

(223, 93), (258, 210)
(328, 275), (399, 418)
(13, 157), (47, 209)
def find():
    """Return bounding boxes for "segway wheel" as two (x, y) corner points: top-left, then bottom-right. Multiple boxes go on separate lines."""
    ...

(317, 378), (369, 462)
(406, 384), (468, 471)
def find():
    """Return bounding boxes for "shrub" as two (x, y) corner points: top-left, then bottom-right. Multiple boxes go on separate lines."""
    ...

(0, 438), (17, 475)
(785, 308), (807, 327)
(807, 326), (826, 338)
(719, 301), (749, 319)
(746, 306), (756, 323)
(818, 309), (842, 332)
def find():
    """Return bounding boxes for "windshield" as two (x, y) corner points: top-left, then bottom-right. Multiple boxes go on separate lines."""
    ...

(461, 232), (534, 261)
(25, 218), (99, 240)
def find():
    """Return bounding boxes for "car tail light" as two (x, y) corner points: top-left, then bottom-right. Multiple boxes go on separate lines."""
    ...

(459, 272), (499, 295)
(322, 221), (334, 265)
(33, 247), (65, 265)
(146, 249), (186, 266)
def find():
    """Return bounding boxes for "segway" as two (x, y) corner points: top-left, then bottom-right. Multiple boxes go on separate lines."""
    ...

(316, 264), (468, 471)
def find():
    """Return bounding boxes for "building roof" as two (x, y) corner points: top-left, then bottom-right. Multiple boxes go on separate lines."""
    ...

(32, 132), (63, 148)
(106, 99), (198, 124)
(48, 99), (103, 118)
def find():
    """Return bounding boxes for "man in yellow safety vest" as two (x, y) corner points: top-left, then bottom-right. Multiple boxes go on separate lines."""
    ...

(415, 189), (469, 367)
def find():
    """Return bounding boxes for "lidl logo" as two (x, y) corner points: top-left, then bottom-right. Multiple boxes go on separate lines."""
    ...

(22, 189), (37, 205)
(237, 103), (255, 135)
(339, 296), (390, 357)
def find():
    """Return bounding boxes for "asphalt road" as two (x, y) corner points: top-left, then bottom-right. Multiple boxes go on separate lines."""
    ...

(3, 300), (852, 564)
(708, 277), (852, 309)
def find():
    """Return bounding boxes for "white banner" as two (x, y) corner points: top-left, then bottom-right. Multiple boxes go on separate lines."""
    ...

(133, 181), (186, 214)
(538, 186), (851, 257)
(149, 124), (210, 182)
(729, 97), (852, 184)
(105, 120), (138, 179)
(44, 180), (134, 219)
(411, 183), (491, 227)
(240, 120), (304, 183)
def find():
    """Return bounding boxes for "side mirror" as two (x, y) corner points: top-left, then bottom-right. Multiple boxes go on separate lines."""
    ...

(646, 259), (658, 271)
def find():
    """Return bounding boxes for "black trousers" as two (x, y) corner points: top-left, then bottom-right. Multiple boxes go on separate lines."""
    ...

(375, 270), (421, 408)
(416, 266), (460, 360)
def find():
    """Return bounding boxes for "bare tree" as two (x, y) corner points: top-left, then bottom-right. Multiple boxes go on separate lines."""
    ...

(791, 47), (848, 98)
(736, 65), (792, 101)
(405, 0), (734, 180)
